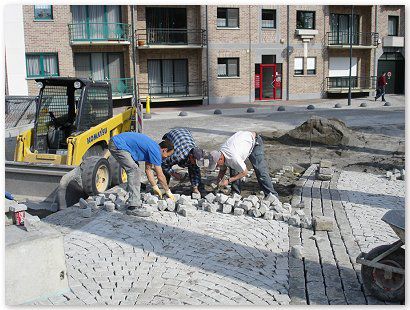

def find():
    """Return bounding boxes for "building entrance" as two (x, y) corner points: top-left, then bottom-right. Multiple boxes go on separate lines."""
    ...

(255, 64), (282, 100)
(377, 52), (405, 94)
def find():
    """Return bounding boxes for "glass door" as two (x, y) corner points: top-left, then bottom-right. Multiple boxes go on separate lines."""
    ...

(331, 13), (359, 45)
(260, 64), (276, 100)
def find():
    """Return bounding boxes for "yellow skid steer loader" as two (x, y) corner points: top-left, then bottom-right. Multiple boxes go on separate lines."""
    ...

(6, 77), (137, 203)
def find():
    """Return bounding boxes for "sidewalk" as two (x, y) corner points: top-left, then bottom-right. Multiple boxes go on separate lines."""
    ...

(114, 95), (405, 122)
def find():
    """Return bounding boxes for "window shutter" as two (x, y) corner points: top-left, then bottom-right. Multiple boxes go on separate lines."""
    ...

(307, 57), (315, 71)
(227, 9), (238, 27)
(294, 58), (303, 71)
(227, 59), (238, 76)
(218, 63), (227, 76)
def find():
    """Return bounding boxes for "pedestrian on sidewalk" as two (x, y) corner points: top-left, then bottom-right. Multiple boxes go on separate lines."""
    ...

(109, 132), (176, 217)
(375, 72), (388, 102)
(207, 131), (278, 197)
(161, 128), (205, 195)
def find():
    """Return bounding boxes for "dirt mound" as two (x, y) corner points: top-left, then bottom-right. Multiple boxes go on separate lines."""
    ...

(283, 116), (363, 146)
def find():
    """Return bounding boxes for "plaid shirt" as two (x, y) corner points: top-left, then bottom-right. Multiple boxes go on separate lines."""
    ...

(162, 128), (202, 187)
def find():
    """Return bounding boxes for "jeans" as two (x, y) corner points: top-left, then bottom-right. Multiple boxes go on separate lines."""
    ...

(163, 162), (203, 190)
(108, 141), (142, 207)
(375, 86), (386, 101)
(230, 135), (278, 197)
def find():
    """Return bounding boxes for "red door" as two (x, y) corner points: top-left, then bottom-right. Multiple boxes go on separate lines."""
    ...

(259, 64), (282, 100)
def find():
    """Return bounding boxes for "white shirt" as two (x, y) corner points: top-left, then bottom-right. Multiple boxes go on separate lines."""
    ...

(220, 131), (255, 172)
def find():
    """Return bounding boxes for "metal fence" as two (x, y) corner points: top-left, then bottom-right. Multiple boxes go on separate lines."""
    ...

(136, 28), (207, 46)
(137, 81), (207, 99)
(68, 23), (131, 43)
(326, 76), (377, 91)
(5, 96), (37, 129)
(327, 32), (379, 47)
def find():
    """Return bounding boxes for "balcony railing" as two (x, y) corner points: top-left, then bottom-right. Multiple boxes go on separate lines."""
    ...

(326, 76), (377, 92)
(68, 23), (130, 43)
(136, 28), (207, 47)
(95, 77), (133, 98)
(327, 32), (379, 47)
(137, 81), (207, 99)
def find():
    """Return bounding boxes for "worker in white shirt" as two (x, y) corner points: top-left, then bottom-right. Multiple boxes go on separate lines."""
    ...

(207, 131), (278, 197)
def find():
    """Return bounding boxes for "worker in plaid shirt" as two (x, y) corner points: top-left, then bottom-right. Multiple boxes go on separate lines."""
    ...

(161, 128), (204, 194)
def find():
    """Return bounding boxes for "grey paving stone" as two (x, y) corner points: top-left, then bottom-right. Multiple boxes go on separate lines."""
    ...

(233, 208), (244, 216)
(313, 216), (334, 231)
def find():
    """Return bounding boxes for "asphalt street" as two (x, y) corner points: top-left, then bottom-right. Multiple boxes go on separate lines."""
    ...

(143, 105), (405, 149)
(5, 97), (405, 161)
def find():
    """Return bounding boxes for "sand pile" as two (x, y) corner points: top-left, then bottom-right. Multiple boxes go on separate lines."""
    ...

(283, 116), (363, 146)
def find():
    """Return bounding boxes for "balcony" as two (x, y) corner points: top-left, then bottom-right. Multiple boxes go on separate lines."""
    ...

(327, 32), (379, 49)
(105, 78), (134, 99)
(326, 76), (376, 93)
(137, 81), (207, 102)
(136, 29), (206, 49)
(68, 23), (131, 45)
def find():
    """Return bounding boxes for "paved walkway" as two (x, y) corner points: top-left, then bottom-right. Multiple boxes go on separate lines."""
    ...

(338, 171), (405, 253)
(35, 207), (290, 305)
(27, 167), (404, 306)
(288, 166), (403, 305)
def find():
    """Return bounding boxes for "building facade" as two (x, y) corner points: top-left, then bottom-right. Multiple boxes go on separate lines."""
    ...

(6, 5), (405, 104)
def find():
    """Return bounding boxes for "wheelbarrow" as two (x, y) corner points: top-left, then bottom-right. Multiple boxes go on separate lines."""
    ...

(356, 209), (405, 302)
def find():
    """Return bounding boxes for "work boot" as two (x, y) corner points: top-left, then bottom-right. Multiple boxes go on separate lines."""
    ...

(126, 206), (152, 217)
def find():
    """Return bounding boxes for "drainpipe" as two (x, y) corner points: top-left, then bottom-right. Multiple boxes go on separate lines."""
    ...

(206, 6), (210, 105)
(131, 5), (138, 105)
(373, 6), (378, 82)
(249, 5), (252, 104)
(347, 5), (354, 106)
(286, 6), (290, 101)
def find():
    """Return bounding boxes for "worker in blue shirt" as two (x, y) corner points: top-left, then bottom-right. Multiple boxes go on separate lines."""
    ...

(109, 132), (175, 217)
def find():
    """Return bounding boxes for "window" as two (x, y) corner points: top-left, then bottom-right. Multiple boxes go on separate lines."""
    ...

(296, 11), (315, 29)
(217, 8), (239, 28)
(74, 52), (124, 80)
(388, 16), (399, 36)
(71, 6), (123, 41)
(146, 7), (187, 44)
(218, 58), (239, 77)
(26, 53), (59, 77)
(262, 9), (276, 28)
(147, 59), (188, 94)
(307, 57), (316, 75)
(294, 57), (303, 75)
(34, 5), (53, 20)
(262, 55), (276, 64)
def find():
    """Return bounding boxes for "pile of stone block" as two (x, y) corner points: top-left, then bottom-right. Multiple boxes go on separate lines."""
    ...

(76, 179), (316, 228)
(316, 160), (334, 181)
(386, 168), (405, 181)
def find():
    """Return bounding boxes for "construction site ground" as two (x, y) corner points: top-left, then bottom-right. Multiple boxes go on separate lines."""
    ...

(11, 95), (405, 305)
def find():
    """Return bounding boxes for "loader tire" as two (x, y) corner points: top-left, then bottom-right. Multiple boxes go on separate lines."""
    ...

(81, 156), (111, 196)
(361, 244), (405, 302)
(109, 155), (127, 186)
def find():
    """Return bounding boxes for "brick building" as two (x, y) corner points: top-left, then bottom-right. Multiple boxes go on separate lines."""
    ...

(5, 5), (405, 104)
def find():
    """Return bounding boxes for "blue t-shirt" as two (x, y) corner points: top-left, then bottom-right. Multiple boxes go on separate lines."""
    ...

(112, 132), (162, 166)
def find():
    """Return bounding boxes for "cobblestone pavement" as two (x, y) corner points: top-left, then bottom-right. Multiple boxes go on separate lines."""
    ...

(288, 166), (403, 305)
(27, 167), (404, 306)
(337, 171), (405, 253)
(33, 208), (289, 305)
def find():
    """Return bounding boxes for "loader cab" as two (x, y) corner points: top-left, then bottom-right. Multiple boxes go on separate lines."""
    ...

(33, 77), (113, 154)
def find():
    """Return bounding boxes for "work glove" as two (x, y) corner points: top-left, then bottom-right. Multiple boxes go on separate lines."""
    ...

(152, 185), (163, 199)
(165, 189), (176, 202)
